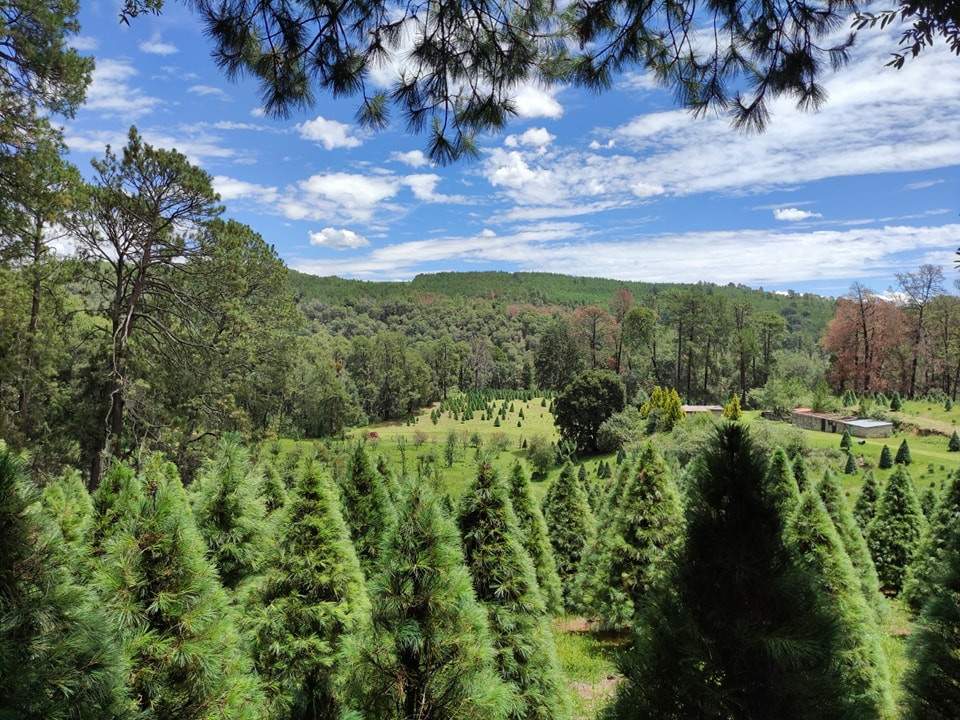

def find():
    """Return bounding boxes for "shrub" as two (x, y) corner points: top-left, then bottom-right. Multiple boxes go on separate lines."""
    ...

(722, 394), (743, 420)
(639, 386), (684, 433)
(596, 406), (645, 453)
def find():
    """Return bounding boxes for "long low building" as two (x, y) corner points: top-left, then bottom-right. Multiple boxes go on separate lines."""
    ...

(791, 408), (893, 438)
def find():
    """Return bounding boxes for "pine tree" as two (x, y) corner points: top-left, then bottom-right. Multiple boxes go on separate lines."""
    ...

(950, 431), (960, 452)
(573, 446), (682, 629)
(722, 394), (743, 420)
(340, 480), (511, 720)
(40, 469), (94, 565)
(792, 452), (810, 492)
(95, 456), (264, 720)
(890, 393), (902, 411)
(507, 462), (564, 615)
(840, 429), (852, 451)
(921, 485), (939, 516)
(817, 470), (886, 619)
(0, 448), (129, 720)
(844, 452), (857, 474)
(903, 521), (960, 719)
(542, 463), (597, 606)
(903, 473), (960, 613)
(606, 424), (860, 719)
(867, 465), (926, 594)
(766, 448), (800, 520)
(785, 490), (895, 719)
(189, 435), (267, 590)
(879, 445), (893, 469)
(259, 459), (288, 515)
(249, 457), (370, 720)
(339, 443), (396, 574)
(616, 447), (626, 465)
(457, 460), (570, 720)
(89, 460), (141, 555)
(854, 471), (881, 531)
(895, 439), (912, 465)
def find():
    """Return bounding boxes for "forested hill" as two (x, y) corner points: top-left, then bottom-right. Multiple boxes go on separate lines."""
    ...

(288, 269), (836, 345)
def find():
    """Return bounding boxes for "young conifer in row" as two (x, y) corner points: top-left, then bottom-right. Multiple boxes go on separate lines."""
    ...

(96, 457), (264, 720)
(854, 471), (881, 530)
(458, 460), (570, 720)
(896, 439), (912, 465)
(818, 470), (886, 619)
(904, 521), (960, 719)
(507, 462), (564, 615)
(867, 465), (926, 594)
(903, 472), (960, 613)
(785, 490), (895, 719)
(339, 443), (396, 575)
(190, 435), (268, 590)
(920, 485), (939, 517)
(0, 448), (129, 720)
(573, 446), (682, 629)
(40, 469), (95, 571)
(542, 463), (596, 606)
(606, 424), (862, 719)
(340, 480), (511, 720)
(879, 445), (893, 469)
(249, 457), (370, 720)
(259, 459), (288, 515)
(792, 452), (810, 492)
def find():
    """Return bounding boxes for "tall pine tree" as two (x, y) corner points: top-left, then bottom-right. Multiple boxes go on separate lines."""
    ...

(903, 472), (960, 613)
(457, 460), (570, 720)
(792, 452), (810, 492)
(0, 448), (129, 720)
(573, 446), (682, 629)
(542, 463), (596, 606)
(339, 442), (396, 574)
(248, 457), (370, 720)
(817, 470), (886, 619)
(606, 424), (859, 720)
(785, 490), (895, 719)
(867, 465), (926, 594)
(95, 456), (264, 720)
(340, 480), (511, 720)
(854, 471), (881, 530)
(189, 435), (268, 590)
(507, 462), (564, 615)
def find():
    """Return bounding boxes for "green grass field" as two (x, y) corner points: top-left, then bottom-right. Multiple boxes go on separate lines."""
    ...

(279, 396), (958, 719)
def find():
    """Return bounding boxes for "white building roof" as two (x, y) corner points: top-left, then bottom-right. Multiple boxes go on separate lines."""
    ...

(844, 419), (893, 428)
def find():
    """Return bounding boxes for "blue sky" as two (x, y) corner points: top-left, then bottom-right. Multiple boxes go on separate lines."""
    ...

(64, 1), (960, 296)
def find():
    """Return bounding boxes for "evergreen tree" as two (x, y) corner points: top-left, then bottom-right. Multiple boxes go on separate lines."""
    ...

(854, 471), (881, 530)
(903, 473), (960, 613)
(817, 470), (886, 619)
(792, 452), (810, 492)
(867, 465), (926, 594)
(606, 424), (859, 720)
(879, 444), (893, 469)
(457, 460), (570, 720)
(340, 480), (511, 720)
(722, 394), (743, 420)
(89, 460), (140, 555)
(785, 490), (895, 719)
(950, 430), (960, 452)
(890, 392), (902, 411)
(95, 456), (264, 720)
(542, 463), (597, 606)
(573, 446), (682, 629)
(0, 448), (129, 720)
(249, 457), (370, 720)
(896, 439), (912, 465)
(904, 521), (960, 719)
(339, 443), (396, 574)
(189, 435), (267, 590)
(840, 429), (852, 451)
(507, 462), (564, 615)
(259, 459), (288, 514)
(844, 451), (857, 474)
(766, 448), (800, 520)
(40, 469), (94, 564)
(920, 484), (939, 517)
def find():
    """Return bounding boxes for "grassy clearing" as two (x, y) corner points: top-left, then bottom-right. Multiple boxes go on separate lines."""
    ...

(553, 619), (626, 719)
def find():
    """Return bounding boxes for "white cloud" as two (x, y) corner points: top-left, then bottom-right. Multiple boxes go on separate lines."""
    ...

(774, 207), (823, 221)
(189, 84), (231, 101)
(65, 127), (241, 165)
(308, 227), (370, 249)
(391, 150), (431, 168)
(904, 179), (944, 190)
(69, 35), (98, 51)
(620, 71), (660, 92)
(213, 175), (278, 203)
(511, 84), (563, 119)
(82, 59), (161, 117)
(631, 181), (665, 198)
(292, 222), (960, 284)
(402, 174), (467, 203)
(285, 172), (400, 222)
(589, 139), (616, 150)
(250, 107), (266, 118)
(505, 127), (555, 150)
(139, 34), (178, 55)
(296, 115), (363, 149)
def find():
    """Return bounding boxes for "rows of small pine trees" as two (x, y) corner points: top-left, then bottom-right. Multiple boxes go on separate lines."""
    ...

(6, 422), (960, 719)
